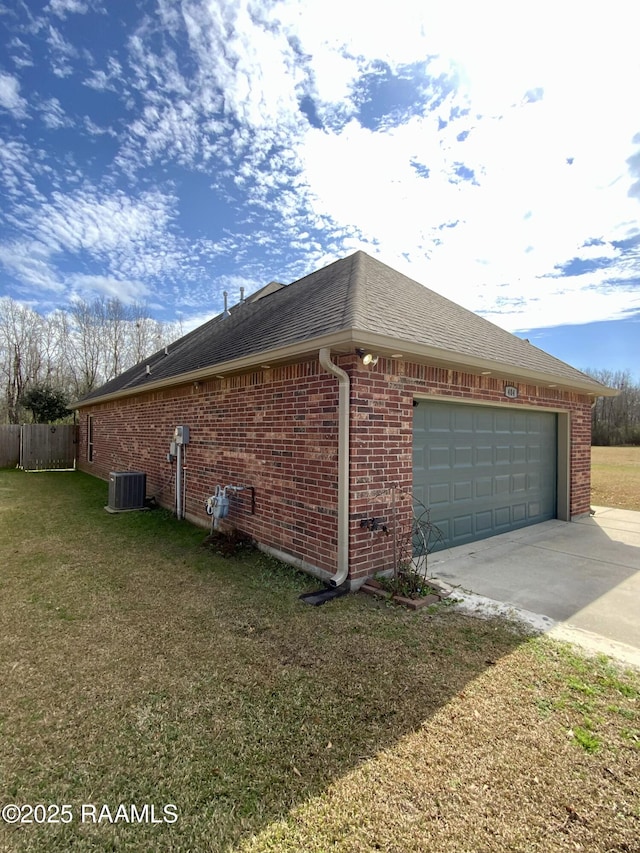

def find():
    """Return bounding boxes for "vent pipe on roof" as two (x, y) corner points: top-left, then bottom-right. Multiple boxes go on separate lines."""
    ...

(239, 286), (245, 304)
(145, 364), (151, 375)
(222, 291), (230, 318)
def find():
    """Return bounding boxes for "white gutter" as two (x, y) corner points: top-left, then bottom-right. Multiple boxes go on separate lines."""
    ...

(319, 347), (350, 588)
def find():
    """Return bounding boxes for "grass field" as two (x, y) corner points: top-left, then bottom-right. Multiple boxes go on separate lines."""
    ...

(591, 445), (640, 511)
(0, 470), (638, 852)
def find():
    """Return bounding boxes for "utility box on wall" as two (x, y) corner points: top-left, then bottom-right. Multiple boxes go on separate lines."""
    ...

(107, 471), (147, 512)
(174, 425), (190, 444)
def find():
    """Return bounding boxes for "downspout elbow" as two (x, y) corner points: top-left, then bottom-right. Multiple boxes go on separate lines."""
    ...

(318, 348), (350, 589)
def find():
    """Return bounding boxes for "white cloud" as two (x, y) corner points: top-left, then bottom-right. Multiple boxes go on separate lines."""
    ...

(83, 116), (117, 137)
(7, 37), (34, 70)
(0, 138), (49, 205)
(39, 97), (73, 129)
(68, 274), (151, 304)
(0, 185), (192, 298)
(31, 188), (173, 257)
(274, 0), (640, 329)
(83, 69), (114, 92)
(484, 281), (640, 332)
(2, 0), (639, 337)
(0, 72), (28, 118)
(46, 0), (91, 16)
(123, 0), (308, 172)
(46, 25), (78, 77)
(0, 242), (64, 293)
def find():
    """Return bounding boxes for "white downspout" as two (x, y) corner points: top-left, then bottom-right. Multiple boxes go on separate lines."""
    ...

(319, 348), (350, 588)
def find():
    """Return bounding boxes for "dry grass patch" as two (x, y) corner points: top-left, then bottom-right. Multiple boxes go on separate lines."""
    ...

(591, 445), (640, 511)
(238, 642), (639, 852)
(0, 469), (638, 852)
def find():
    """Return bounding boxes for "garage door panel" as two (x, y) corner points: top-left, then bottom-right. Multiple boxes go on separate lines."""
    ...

(495, 412), (511, 432)
(475, 510), (493, 532)
(512, 445), (526, 464)
(475, 446), (493, 465)
(476, 411), (494, 432)
(453, 515), (473, 538)
(429, 408), (451, 431)
(429, 446), (450, 468)
(495, 446), (510, 464)
(495, 474), (510, 494)
(429, 482), (450, 505)
(435, 518), (451, 541)
(528, 412), (547, 432)
(475, 477), (492, 498)
(453, 410), (473, 431)
(413, 400), (557, 550)
(512, 502), (527, 522)
(454, 446), (472, 467)
(413, 484), (426, 509)
(527, 445), (542, 463)
(512, 472), (526, 492)
(453, 480), (473, 501)
(512, 413), (528, 433)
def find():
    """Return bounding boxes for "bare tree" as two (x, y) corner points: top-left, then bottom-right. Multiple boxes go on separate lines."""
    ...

(66, 296), (181, 398)
(104, 297), (131, 380)
(48, 309), (77, 398)
(585, 368), (640, 445)
(0, 298), (46, 423)
(130, 302), (158, 365)
(128, 305), (183, 366)
(68, 298), (109, 397)
(0, 296), (209, 423)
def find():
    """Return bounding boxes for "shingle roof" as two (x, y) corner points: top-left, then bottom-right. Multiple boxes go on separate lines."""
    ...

(77, 251), (611, 404)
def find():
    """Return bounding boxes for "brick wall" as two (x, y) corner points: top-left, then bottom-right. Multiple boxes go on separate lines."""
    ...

(348, 362), (414, 581)
(78, 354), (593, 584)
(78, 360), (341, 576)
(568, 403), (593, 517)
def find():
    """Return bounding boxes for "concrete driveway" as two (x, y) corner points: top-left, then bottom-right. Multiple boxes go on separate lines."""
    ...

(428, 506), (640, 668)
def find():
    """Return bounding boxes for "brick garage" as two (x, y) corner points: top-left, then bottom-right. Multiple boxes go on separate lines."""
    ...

(75, 252), (612, 588)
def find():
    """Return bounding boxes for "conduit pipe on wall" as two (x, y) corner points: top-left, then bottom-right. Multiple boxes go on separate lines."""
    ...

(176, 442), (183, 519)
(318, 347), (350, 588)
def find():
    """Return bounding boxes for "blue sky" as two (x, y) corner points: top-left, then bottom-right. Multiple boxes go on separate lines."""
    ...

(1, 0), (639, 379)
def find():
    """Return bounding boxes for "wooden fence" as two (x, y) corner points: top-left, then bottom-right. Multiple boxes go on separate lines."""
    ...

(0, 425), (21, 468)
(0, 424), (78, 471)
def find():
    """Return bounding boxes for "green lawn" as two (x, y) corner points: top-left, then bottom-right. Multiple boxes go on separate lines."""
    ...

(0, 469), (638, 852)
(591, 445), (640, 511)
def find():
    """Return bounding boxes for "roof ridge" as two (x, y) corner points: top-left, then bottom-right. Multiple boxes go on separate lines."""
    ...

(341, 250), (370, 328)
(345, 251), (365, 327)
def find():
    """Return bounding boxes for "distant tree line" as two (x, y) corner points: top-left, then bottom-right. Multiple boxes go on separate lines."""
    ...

(0, 296), (182, 424)
(585, 369), (640, 446)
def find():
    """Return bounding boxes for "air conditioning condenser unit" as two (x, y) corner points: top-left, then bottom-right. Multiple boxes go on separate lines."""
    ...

(106, 471), (147, 512)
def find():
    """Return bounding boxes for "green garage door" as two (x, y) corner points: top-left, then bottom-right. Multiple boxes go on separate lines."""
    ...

(413, 400), (557, 551)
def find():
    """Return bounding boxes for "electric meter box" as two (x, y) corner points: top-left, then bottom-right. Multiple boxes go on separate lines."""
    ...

(174, 425), (190, 444)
